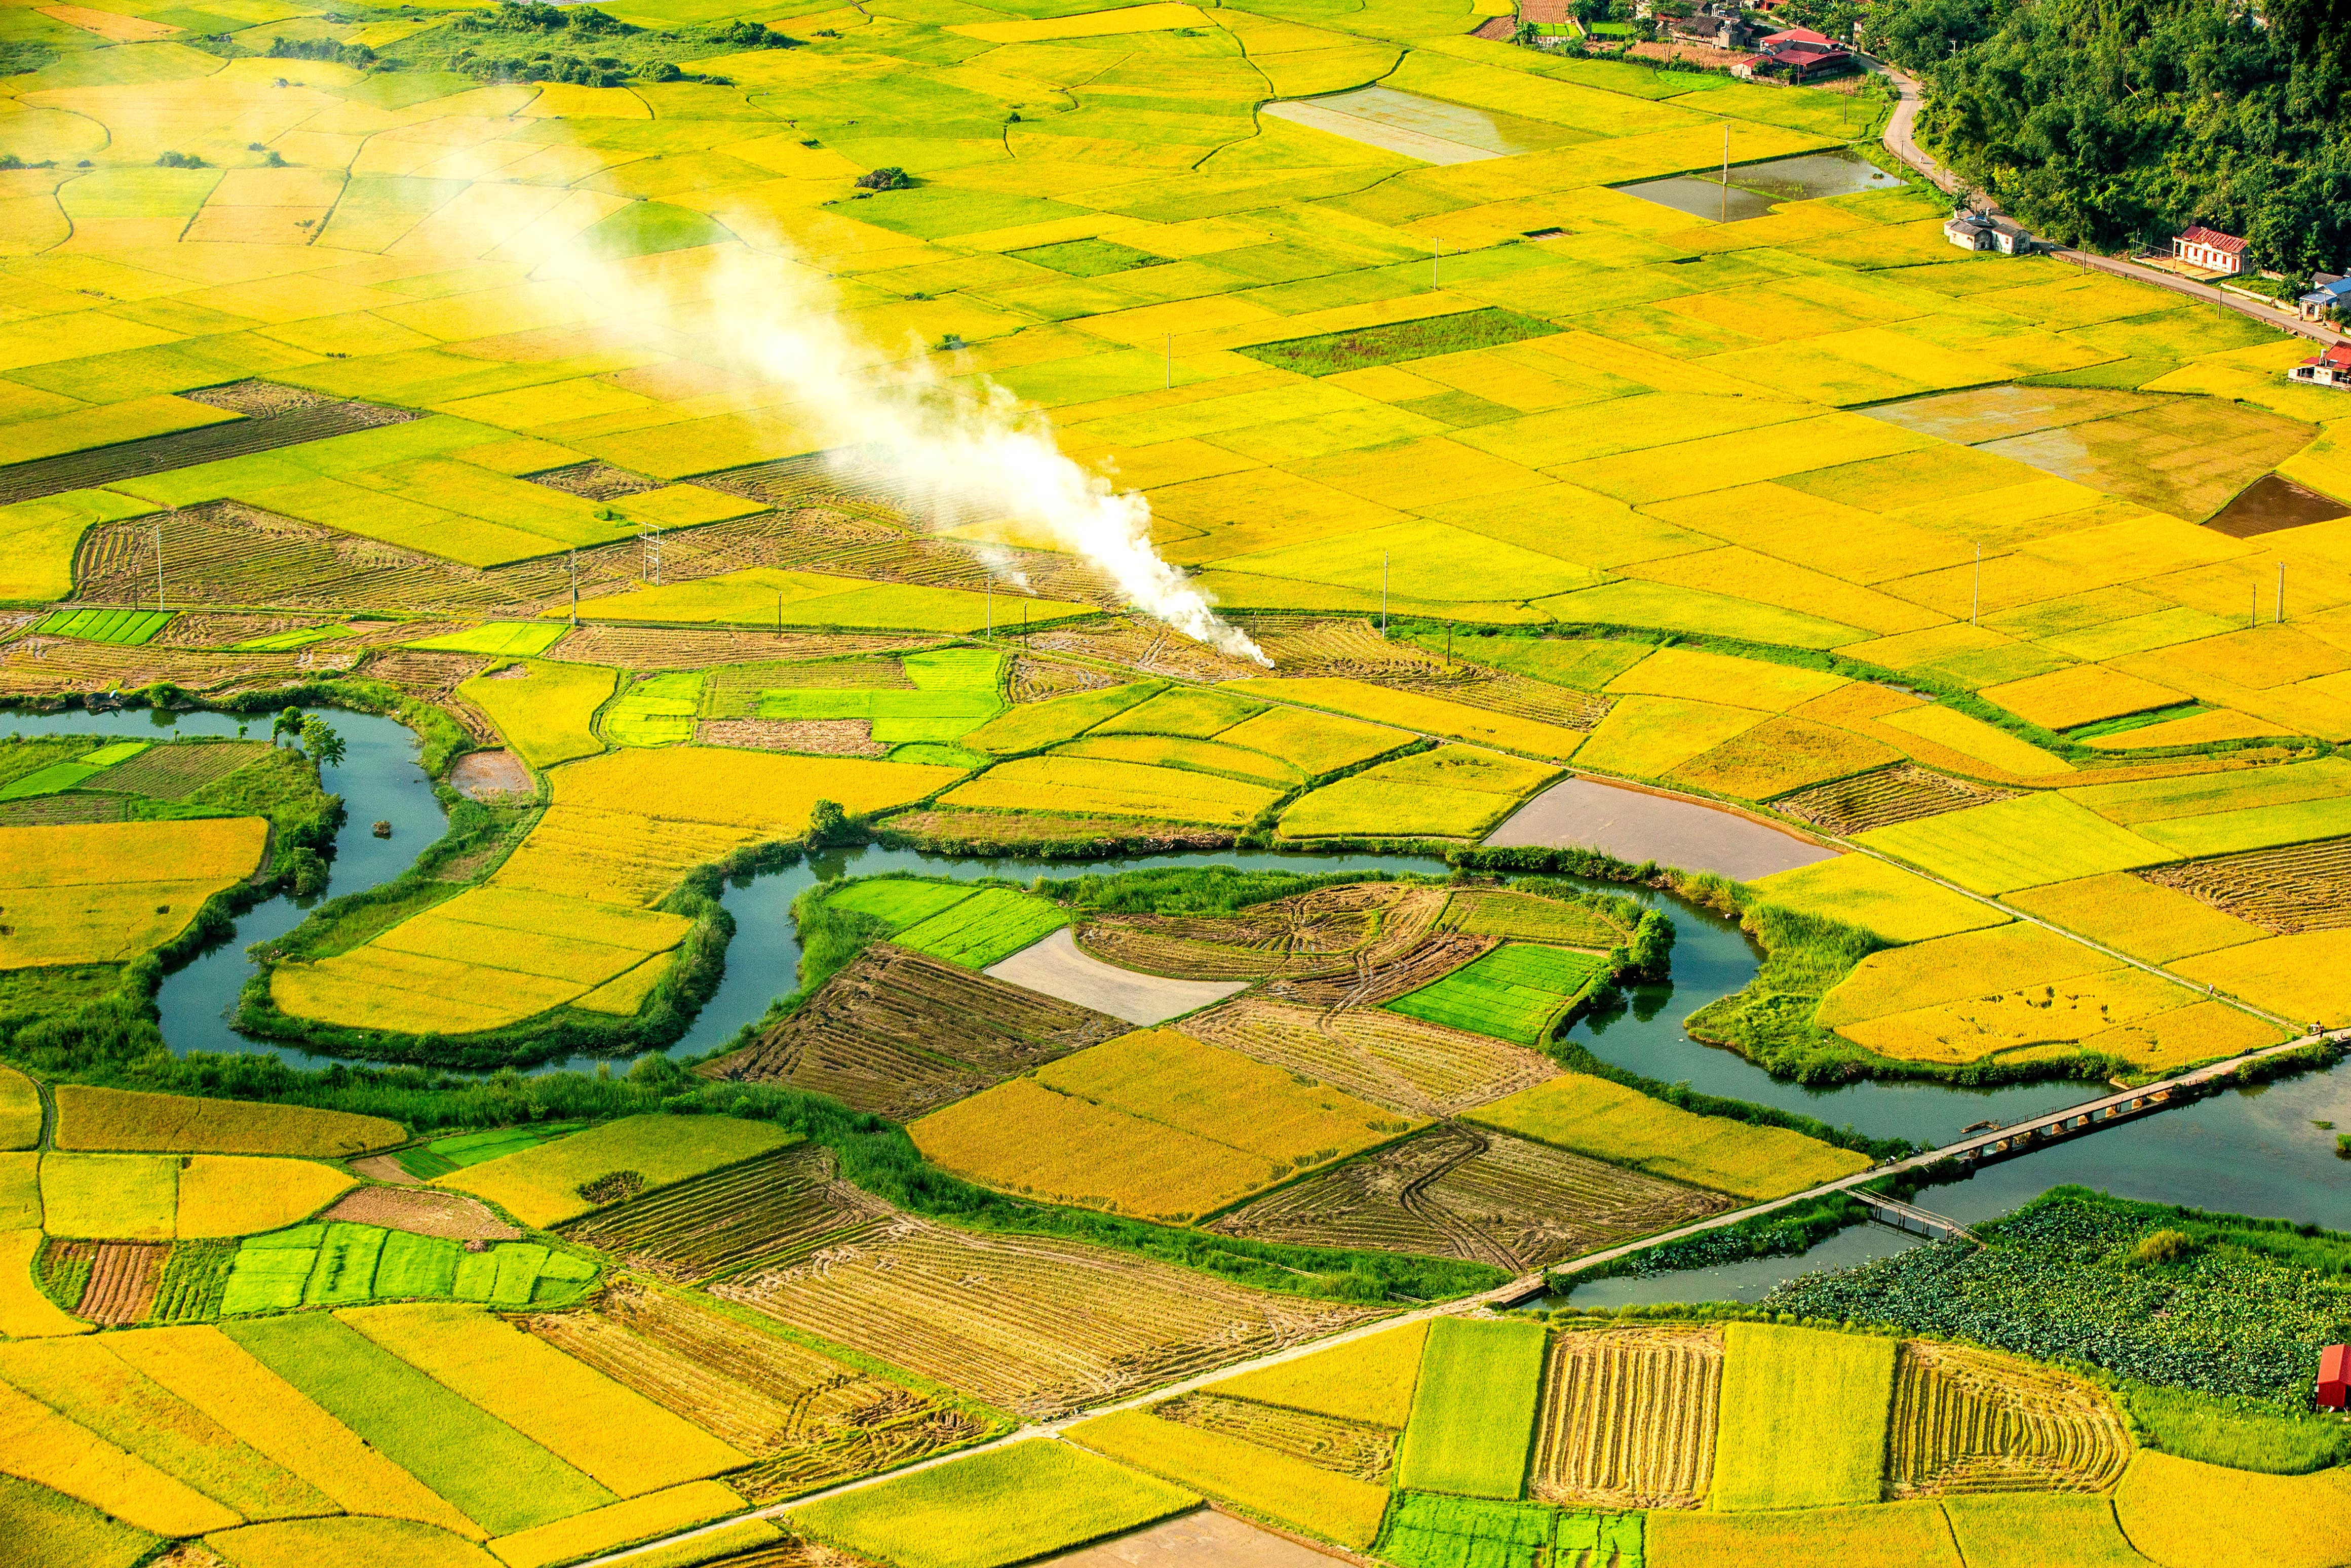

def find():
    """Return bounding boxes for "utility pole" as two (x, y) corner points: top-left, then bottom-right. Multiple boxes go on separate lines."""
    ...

(1972, 544), (1980, 625)
(643, 525), (662, 586)
(1381, 551), (1389, 634)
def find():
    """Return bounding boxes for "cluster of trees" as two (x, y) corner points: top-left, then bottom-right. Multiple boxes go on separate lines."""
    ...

(1868, 0), (2351, 274)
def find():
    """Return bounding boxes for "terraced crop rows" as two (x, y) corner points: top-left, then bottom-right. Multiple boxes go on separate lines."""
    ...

(1151, 1391), (1394, 1482)
(710, 944), (1124, 1120)
(1024, 616), (1267, 682)
(1235, 617), (1452, 679)
(715, 1217), (1382, 1420)
(73, 1241), (166, 1325)
(1076, 883), (1456, 982)
(561, 1145), (893, 1283)
(1531, 1325), (1722, 1510)
(1185, 998), (1558, 1115)
(1011, 656), (1117, 703)
(2142, 837), (2351, 931)
(523, 1278), (989, 1502)
(1775, 764), (2020, 835)
(0, 629), (331, 699)
(1213, 1123), (1725, 1272)
(1886, 1341), (2131, 1497)
(86, 741), (269, 799)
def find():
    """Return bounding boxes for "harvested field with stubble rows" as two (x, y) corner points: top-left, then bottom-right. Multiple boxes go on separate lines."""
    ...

(1531, 1325), (1721, 1510)
(717, 1216), (1385, 1421)
(523, 1278), (992, 1504)
(560, 1144), (894, 1283)
(1212, 1122), (1730, 1272)
(1886, 1341), (2132, 1497)
(1185, 997), (1561, 1116)
(707, 943), (1125, 1120)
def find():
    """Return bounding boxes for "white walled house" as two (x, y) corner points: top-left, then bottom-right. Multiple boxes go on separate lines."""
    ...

(2173, 225), (2249, 273)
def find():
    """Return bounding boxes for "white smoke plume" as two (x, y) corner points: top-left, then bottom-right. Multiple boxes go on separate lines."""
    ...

(550, 242), (1268, 666)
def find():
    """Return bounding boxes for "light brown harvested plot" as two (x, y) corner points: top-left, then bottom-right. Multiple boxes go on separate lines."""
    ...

(1886, 1340), (2131, 1497)
(1184, 997), (1557, 1116)
(2142, 837), (2351, 932)
(1530, 1324), (1721, 1510)
(1210, 1122), (1728, 1273)
(73, 1243), (167, 1326)
(1148, 1391), (1393, 1482)
(320, 1187), (519, 1242)
(560, 1144), (893, 1283)
(520, 1277), (991, 1503)
(716, 1216), (1383, 1421)
(1073, 881), (1458, 983)
(1773, 764), (2018, 835)
(705, 944), (1124, 1120)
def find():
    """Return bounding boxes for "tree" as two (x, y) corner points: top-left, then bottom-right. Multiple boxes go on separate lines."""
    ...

(299, 717), (346, 770)
(855, 166), (911, 191)
(271, 707), (304, 748)
(807, 799), (847, 846)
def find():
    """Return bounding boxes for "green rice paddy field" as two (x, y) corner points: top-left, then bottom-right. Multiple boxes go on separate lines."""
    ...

(1, 0), (2348, 1561)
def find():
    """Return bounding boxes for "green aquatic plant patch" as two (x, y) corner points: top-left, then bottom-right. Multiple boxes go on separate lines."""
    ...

(1240, 309), (1562, 377)
(2126, 1381), (2351, 1474)
(1386, 943), (1607, 1045)
(1396, 1316), (1546, 1499)
(1767, 1189), (2351, 1406)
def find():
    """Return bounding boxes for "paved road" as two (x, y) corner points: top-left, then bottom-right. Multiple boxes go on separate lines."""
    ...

(1862, 53), (2344, 350)
(579, 1013), (2336, 1567)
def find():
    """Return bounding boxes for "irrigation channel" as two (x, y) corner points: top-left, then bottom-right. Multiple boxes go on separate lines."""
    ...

(8, 704), (2350, 1297)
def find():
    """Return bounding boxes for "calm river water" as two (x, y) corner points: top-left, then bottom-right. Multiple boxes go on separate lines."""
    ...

(13, 704), (2347, 1294)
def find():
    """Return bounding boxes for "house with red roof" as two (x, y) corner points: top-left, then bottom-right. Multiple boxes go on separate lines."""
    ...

(1732, 26), (1853, 81)
(2289, 344), (2351, 391)
(2173, 224), (2250, 275)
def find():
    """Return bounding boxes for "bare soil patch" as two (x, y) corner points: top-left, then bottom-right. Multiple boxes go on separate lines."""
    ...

(696, 718), (889, 757)
(352, 1153), (422, 1186)
(985, 928), (1250, 1027)
(449, 749), (534, 800)
(1037, 1509), (1347, 1566)
(324, 1185), (520, 1240)
(1487, 776), (1837, 880)
(76, 1241), (168, 1325)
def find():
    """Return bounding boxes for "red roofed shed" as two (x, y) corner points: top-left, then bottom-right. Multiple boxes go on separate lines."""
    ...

(2321, 1344), (2349, 1409)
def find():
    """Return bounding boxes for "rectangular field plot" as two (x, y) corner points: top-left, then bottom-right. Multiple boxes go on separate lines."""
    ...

(520, 1277), (994, 1504)
(216, 1222), (595, 1315)
(715, 1218), (1385, 1421)
(709, 943), (1125, 1120)
(752, 646), (1006, 744)
(41, 1153), (176, 1240)
(1280, 744), (1565, 840)
(222, 1311), (617, 1538)
(339, 1302), (749, 1498)
(1212, 1122), (1728, 1274)
(1074, 881), (1459, 985)
(1071, 1400), (1393, 1550)
(1185, 997), (1557, 1115)
(1857, 793), (2173, 894)
(787, 1439), (1196, 1568)
(1447, 887), (1633, 948)
(1466, 1074), (1872, 1199)
(1531, 1324), (1720, 1509)
(942, 753), (1282, 826)
(1886, 1340), (2130, 1498)
(910, 1028), (1418, 1224)
(1396, 1316), (1546, 1499)
(1747, 854), (2011, 945)
(438, 1114), (795, 1229)
(1386, 943), (1607, 1046)
(1647, 1500), (1959, 1567)
(33, 607), (173, 645)
(0, 818), (266, 969)
(1711, 1322), (1895, 1509)
(895, 885), (1068, 968)
(53, 1085), (400, 1158)
(559, 1144), (893, 1284)
(83, 740), (269, 800)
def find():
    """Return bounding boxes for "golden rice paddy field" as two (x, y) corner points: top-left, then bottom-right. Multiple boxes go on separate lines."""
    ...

(0, 1), (2347, 1563)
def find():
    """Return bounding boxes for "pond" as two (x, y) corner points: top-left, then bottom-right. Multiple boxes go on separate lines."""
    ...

(1614, 148), (1904, 222)
(13, 702), (2348, 1264)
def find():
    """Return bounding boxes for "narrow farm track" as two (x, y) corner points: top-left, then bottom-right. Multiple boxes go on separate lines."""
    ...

(578, 1012), (2337, 1568)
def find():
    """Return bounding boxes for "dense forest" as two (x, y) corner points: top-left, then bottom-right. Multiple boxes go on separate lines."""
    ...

(1853, 0), (2350, 274)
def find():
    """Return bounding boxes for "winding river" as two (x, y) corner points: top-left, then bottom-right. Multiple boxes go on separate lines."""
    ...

(11, 706), (2348, 1295)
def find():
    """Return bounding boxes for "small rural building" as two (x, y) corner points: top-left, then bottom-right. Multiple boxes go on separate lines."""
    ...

(2290, 344), (2351, 391)
(1945, 210), (2033, 255)
(2173, 224), (2250, 274)
(1732, 26), (1853, 80)
(2299, 273), (2351, 321)
(2319, 1344), (2349, 1409)
(1663, 4), (1755, 49)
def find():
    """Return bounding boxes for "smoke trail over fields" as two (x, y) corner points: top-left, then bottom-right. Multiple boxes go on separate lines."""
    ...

(556, 243), (1267, 664)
